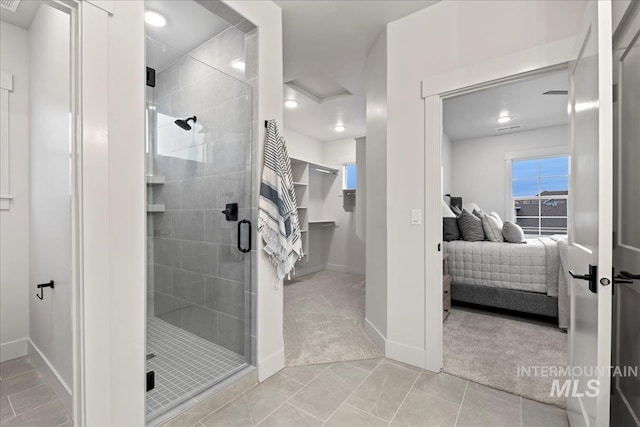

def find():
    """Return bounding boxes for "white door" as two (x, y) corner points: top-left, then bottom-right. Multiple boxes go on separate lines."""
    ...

(566, 1), (613, 426)
(29, 3), (74, 388)
(611, 3), (640, 426)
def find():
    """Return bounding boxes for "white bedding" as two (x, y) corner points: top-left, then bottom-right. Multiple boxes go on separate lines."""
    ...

(444, 237), (560, 294)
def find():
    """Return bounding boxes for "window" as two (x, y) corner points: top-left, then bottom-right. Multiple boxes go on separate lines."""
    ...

(511, 156), (569, 235)
(343, 163), (357, 190)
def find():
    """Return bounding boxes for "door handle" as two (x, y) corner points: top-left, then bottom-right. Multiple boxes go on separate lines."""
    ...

(620, 271), (640, 280)
(36, 280), (55, 300)
(569, 265), (598, 294)
(238, 219), (251, 253)
(222, 203), (238, 221)
(613, 275), (633, 285)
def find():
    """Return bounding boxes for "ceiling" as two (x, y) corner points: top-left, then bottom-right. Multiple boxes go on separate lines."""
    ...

(145, 1), (232, 70)
(275, 0), (438, 142)
(2, 0), (437, 143)
(443, 69), (570, 141)
(0, 1), (42, 28)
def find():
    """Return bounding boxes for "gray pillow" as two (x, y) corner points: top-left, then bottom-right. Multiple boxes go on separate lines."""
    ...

(482, 214), (504, 242)
(503, 221), (526, 243)
(443, 217), (461, 241)
(472, 208), (485, 219)
(458, 209), (486, 241)
(450, 205), (462, 216)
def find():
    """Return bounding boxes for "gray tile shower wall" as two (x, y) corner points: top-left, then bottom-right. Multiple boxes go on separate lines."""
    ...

(147, 27), (256, 357)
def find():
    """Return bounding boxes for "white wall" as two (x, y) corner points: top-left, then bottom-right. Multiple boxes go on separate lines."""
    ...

(283, 127), (323, 164)
(450, 125), (568, 219)
(442, 132), (453, 196)
(370, 0), (585, 367)
(227, 0), (285, 382)
(0, 21), (30, 362)
(28, 2), (73, 402)
(365, 29), (388, 342)
(323, 138), (365, 275)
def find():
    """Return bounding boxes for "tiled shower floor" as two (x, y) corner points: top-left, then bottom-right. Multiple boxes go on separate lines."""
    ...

(146, 317), (246, 419)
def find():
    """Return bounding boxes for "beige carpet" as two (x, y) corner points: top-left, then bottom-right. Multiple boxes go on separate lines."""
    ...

(284, 270), (383, 367)
(444, 307), (568, 408)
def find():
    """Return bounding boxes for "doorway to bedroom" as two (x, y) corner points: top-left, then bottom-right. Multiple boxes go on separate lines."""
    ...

(440, 68), (571, 410)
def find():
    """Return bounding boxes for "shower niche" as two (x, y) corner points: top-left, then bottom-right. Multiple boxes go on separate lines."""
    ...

(144, 0), (257, 420)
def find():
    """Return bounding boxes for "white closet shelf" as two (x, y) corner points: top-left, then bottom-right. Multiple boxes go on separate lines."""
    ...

(290, 157), (339, 175)
(293, 182), (307, 186)
(147, 204), (165, 213)
(297, 206), (308, 209)
(146, 175), (166, 185)
(309, 220), (336, 225)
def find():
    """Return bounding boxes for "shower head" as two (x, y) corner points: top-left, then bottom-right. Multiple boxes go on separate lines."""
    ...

(175, 116), (197, 130)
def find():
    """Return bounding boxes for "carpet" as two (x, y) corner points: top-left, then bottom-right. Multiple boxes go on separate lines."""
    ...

(444, 307), (568, 407)
(284, 270), (383, 367)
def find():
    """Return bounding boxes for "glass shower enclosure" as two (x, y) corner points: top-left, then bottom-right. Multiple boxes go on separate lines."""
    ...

(144, 15), (256, 419)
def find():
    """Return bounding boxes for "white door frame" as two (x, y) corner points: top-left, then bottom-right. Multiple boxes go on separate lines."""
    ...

(44, 1), (146, 425)
(421, 37), (577, 373)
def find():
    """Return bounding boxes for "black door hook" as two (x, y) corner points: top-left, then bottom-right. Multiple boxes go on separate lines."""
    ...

(36, 280), (54, 300)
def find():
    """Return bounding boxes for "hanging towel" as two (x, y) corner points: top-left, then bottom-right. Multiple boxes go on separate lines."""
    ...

(258, 120), (303, 284)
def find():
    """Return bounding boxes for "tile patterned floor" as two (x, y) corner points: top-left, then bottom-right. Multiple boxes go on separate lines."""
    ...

(0, 355), (71, 427)
(147, 317), (247, 419)
(165, 357), (569, 427)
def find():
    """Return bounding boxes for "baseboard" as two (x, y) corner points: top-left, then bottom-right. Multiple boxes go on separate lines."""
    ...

(291, 264), (325, 278)
(364, 318), (386, 353)
(27, 339), (73, 417)
(385, 339), (426, 370)
(257, 349), (284, 382)
(326, 264), (365, 275)
(0, 337), (29, 362)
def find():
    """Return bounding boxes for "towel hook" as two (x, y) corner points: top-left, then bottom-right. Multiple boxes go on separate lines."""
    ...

(36, 280), (54, 300)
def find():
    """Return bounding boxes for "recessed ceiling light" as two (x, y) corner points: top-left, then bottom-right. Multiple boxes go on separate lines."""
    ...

(231, 60), (245, 71)
(497, 116), (511, 124)
(335, 125), (345, 132)
(145, 10), (167, 27)
(285, 100), (298, 109)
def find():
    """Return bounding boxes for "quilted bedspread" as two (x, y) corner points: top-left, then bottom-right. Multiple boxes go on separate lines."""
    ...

(444, 238), (560, 295)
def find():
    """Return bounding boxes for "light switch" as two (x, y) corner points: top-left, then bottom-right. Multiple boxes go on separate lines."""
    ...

(411, 209), (422, 225)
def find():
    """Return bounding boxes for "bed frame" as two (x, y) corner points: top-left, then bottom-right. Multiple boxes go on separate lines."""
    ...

(451, 282), (558, 318)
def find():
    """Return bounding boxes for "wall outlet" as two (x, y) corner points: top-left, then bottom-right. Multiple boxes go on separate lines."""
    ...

(411, 209), (422, 225)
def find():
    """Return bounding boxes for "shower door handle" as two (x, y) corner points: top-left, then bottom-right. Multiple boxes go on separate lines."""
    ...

(238, 220), (251, 253)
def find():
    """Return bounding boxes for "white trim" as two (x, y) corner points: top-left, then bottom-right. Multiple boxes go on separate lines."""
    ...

(326, 263), (365, 275)
(421, 37), (576, 99)
(364, 317), (386, 353)
(504, 146), (569, 160)
(257, 349), (284, 382)
(0, 338), (29, 362)
(422, 38), (575, 374)
(28, 339), (73, 416)
(292, 264), (325, 277)
(386, 339), (426, 370)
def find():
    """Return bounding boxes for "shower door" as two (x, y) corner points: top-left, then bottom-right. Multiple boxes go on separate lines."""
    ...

(145, 40), (254, 419)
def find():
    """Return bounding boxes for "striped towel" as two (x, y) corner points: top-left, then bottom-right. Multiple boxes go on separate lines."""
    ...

(258, 120), (303, 283)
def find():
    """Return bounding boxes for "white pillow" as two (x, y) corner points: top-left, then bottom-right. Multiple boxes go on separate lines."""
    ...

(482, 214), (504, 242)
(503, 221), (526, 243)
(489, 211), (503, 227)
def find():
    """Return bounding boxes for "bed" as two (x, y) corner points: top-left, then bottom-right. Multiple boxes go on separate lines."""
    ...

(443, 236), (569, 327)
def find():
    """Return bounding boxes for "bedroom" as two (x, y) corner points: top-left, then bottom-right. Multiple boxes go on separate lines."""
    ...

(440, 68), (571, 409)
